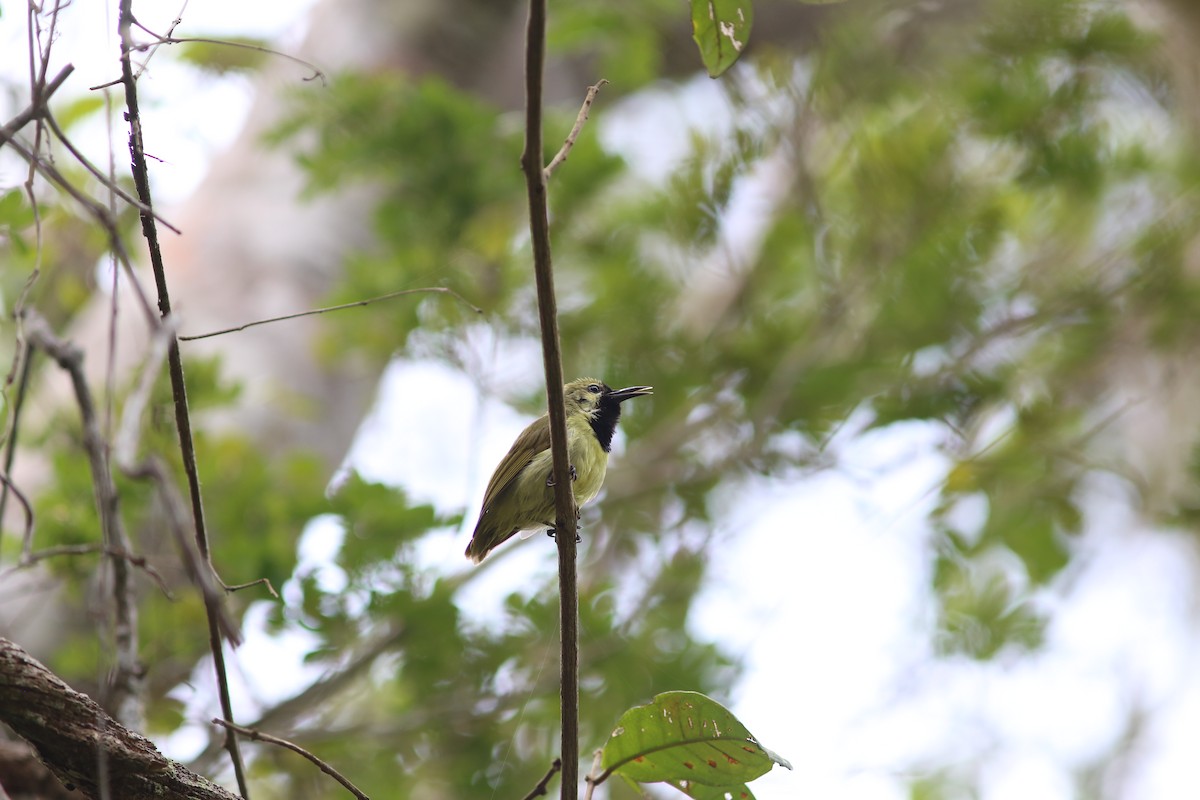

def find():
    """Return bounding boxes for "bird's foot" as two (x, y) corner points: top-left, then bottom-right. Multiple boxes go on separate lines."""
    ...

(545, 464), (579, 487)
(545, 527), (583, 544)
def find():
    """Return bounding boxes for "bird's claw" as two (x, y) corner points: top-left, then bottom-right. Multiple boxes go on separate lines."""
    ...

(545, 527), (583, 544)
(545, 464), (579, 487)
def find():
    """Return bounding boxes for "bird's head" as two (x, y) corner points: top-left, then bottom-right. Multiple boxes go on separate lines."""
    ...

(563, 378), (653, 419)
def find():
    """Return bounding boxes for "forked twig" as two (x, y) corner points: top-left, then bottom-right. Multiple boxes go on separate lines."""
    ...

(212, 720), (369, 800)
(582, 749), (605, 800)
(0, 63), (73, 148)
(9, 543), (173, 598)
(43, 111), (182, 234)
(3, 135), (159, 327)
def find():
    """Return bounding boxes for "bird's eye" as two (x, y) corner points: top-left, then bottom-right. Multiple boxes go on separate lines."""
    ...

(588, 384), (601, 393)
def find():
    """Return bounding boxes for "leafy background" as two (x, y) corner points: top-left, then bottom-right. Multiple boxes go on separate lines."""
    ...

(4, 0), (1200, 797)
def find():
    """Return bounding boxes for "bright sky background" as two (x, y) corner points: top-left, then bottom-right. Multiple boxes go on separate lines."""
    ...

(5, 2), (1200, 799)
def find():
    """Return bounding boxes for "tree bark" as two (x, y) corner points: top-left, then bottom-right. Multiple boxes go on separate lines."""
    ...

(0, 637), (240, 800)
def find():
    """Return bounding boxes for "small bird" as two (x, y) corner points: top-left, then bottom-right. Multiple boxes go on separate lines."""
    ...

(465, 378), (652, 563)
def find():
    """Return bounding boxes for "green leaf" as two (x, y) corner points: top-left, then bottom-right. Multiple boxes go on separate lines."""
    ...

(52, 95), (105, 131)
(0, 189), (35, 230)
(690, 0), (753, 78)
(602, 691), (791, 789)
(668, 778), (757, 799)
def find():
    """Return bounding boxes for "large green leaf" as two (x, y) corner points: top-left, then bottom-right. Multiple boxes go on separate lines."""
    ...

(602, 691), (791, 789)
(690, 0), (753, 78)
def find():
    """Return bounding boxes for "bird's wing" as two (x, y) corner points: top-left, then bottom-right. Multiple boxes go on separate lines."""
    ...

(479, 413), (551, 512)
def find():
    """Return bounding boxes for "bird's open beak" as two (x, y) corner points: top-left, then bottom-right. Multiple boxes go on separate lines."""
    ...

(607, 385), (653, 403)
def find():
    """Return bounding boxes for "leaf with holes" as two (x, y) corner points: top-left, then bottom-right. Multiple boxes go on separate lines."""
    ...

(690, 0), (753, 78)
(602, 691), (791, 790)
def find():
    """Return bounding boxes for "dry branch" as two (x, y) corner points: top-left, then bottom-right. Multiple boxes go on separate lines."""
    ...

(543, 81), (608, 181)
(0, 638), (241, 800)
(23, 312), (145, 730)
(0, 64), (73, 147)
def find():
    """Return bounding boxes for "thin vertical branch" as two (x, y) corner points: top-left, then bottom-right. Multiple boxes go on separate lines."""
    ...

(22, 314), (144, 729)
(115, 1), (249, 795)
(519, 1), (579, 798)
(0, 344), (34, 556)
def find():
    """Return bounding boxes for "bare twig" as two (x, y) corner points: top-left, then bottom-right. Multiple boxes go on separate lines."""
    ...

(0, 472), (34, 554)
(91, 32), (327, 89)
(113, 316), (176, 469)
(221, 577), (279, 598)
(582, 749), (604, 800)
(116, 0), (248, 790)
(522, 758), (563, 800)
(543, 80), (608, 182)
(110, 318), (228, 614)
(178, 287), (482, 342)
(142, 36), (326, 86)
(190, 624), (408, 771)
(132, 456), (243, 644)
(8, 543), (173, 599)
(212, 720), (369, 800)
(22, 312), (145, 729)
(520, 1), (580, 798)
(43, 111), (182, 234)
(109, 321), (242, 644)
(0, 345), (35, 557)
(3, 135), (159, 327)
(0, 63), (73, 148)
(131, 0), (190, 77)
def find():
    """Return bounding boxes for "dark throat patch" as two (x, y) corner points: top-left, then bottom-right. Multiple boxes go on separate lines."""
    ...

(589, 394), (623, 452)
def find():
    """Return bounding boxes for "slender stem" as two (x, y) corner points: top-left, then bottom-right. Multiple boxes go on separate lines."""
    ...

(544, 80), (608, 182)
(520, 1), (579, 798)
(212, 720), (368, 800)
(178, 286), (481, 341)
(522, 758), (563, 800)
(116, 1), (248, 794)
(582, 749), (604, 800)
(0, 343), (34, 557)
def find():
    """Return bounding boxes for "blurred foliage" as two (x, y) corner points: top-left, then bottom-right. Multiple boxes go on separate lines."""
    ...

(6, 0), (1200, 798)
(29, 354), (328, 695)
(549, 0), (683, 88)
(263, 0), (1200, 794)
(175, 36), (271, 75)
